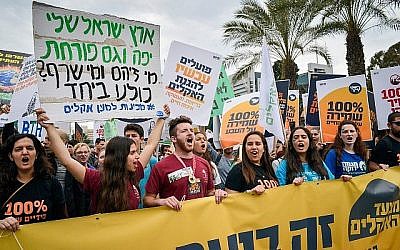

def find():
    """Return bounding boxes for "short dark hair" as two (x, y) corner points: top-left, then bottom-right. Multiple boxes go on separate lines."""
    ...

(160, 144), (171, 153)
(68, 139), (79, 147)
(95, 138), (105, 145)
(388, 112), (400, 123)
(124, 124), (144, 138)
(168, 116), (192, 137)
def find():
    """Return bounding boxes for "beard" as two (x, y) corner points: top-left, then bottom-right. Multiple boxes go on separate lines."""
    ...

(392, 129), (400, 139)
(175, 138), (193, 153)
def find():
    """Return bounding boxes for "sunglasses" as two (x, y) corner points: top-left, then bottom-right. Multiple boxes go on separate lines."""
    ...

(391, 121), (400, 126)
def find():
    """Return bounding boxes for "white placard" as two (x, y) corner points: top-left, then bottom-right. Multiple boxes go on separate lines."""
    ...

(93, 120), (105, 144)
(163, 41), (222, 125)
(18, 116), (45, 141)
(33, 1), (165, 122)
(371, 66), (400, 129)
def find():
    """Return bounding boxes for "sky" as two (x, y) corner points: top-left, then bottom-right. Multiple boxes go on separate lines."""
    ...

(1, 0), (399, 76)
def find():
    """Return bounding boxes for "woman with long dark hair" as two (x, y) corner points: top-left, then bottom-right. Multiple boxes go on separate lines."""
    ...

(225, 131), (278, 194)
(37, 109), (142, 213)
(276, 127), (334, 186)
(0, 134), (66, 231)
(324, 120), (367, 180)
(96, 136), (139, 212)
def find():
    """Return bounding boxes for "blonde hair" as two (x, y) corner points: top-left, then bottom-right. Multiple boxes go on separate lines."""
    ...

(73, 143), (90, 155)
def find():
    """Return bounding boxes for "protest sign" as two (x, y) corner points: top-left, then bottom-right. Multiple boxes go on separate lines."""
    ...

(276, 80), (290, 124)
(212, 116), (222, 149)
(368, 91), (377, 128)
(306, 74), (345, 126)
(317, 75), (372, 143)
(8, 56), (40, 122)
(93, 120), (105, 144)
(371, 66), (400, 129)
(17, 116), (45, 141)
(2, 168), (399, 249)
(163, 41), (223, 125)
(104, 119), (118, 140)
(74, 122), (84, 142)
(0, 50), (30, 123)
(32, 1), (165, 122)
(301, 93), (308, 120)
(220, 92), (264, 148)
(285, 90), (299, 128)
(211, 65), (234, 117)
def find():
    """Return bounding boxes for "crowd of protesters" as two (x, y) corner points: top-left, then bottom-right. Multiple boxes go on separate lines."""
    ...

(1, 107), (400, 232)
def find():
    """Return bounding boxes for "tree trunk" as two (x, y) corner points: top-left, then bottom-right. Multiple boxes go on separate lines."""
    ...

(282, 58), (297, 89)
(346, 29), (365, 76)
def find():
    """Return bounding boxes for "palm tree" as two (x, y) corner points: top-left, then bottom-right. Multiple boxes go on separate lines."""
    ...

(317, 0), (400, 76)
(223, 0), (331, 88)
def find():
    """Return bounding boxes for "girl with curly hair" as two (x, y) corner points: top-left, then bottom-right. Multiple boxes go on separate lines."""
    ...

(0, 134), (66, 232)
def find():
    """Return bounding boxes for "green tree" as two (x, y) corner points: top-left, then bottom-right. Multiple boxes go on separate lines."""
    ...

(317, 0), (400, 76)
(366, 41), (400, 90)
(223, 0), (331, 89)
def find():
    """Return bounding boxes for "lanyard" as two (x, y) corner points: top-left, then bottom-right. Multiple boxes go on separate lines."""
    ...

(173, 153), (196, 173)
(173, 154), (197, 184)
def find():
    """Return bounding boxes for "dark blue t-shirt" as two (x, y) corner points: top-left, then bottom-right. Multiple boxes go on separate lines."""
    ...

(325, 149), (366, 178)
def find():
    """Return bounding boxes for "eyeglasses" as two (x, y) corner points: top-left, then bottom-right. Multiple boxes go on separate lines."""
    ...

(391, 121), (400, 126)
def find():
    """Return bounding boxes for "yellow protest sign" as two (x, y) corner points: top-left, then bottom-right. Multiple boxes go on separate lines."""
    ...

(1, 168), (399, 250)
(317, 75), (372, 143)
(220, 92), (264, 148)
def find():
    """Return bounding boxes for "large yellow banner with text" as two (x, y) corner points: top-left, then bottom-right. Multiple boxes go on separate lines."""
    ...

(1, 168), (399, 250)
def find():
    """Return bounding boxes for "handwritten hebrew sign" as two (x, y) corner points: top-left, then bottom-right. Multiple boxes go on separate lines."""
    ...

(33, 1), (165, 122)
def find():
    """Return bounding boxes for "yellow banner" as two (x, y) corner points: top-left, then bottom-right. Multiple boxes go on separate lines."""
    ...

(1, 168), (399, 250)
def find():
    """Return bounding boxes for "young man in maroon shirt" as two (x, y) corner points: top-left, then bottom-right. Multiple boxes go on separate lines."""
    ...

(144, 116), (227, 210)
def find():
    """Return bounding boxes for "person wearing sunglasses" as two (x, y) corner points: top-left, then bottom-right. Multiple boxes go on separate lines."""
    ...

(369, 112), (400, 171)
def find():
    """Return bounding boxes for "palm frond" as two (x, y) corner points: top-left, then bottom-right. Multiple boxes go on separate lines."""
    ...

(306, 45), (333, 65)
(231, 53), (261, 82)
(224, 50), (260, 68)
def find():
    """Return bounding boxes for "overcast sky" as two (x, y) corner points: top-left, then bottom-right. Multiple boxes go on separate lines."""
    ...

(1, 0), (398, 76)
